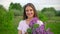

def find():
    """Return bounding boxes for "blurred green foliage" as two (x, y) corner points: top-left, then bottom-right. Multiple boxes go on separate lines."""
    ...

(56, 10), (60, 16)
(9, 2), (23, 16)
(41, 7), (56, 18)
(0, 5), (14, 34)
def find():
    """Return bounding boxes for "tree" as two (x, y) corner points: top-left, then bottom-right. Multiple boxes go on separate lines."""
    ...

(9, 2), (23, 16)
(37, 11), (48, 22)
(0, 5), (14, 34)
(41, 7), (56, 19)
(56, 10), (60, 16)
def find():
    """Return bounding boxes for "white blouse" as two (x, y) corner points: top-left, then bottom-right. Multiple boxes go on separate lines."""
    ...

(17, 20), (43, 34)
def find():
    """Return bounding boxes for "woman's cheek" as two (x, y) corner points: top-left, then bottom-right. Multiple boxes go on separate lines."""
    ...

(31, 13), (33, 16)
(29, 12), (34, 17)
(32, 11), (34, 16)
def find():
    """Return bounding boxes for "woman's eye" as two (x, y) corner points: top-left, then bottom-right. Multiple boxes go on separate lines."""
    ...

(30, 9), (32, 11)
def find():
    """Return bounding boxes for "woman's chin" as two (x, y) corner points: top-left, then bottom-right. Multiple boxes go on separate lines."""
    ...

(28, 16), (33, 18)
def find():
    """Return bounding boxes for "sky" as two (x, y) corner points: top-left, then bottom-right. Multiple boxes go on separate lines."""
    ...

(0, 0), (60, 10)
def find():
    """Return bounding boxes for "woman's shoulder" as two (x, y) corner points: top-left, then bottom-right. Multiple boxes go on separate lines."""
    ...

(19, 20), (25, 24)
(37, 20), (44, 26)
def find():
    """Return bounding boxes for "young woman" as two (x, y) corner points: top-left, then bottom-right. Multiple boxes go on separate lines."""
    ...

(17, 3), (53, 34)
(17, 3), (44, 34)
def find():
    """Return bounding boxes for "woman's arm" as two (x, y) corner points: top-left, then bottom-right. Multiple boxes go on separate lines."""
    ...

(18, 30), (22, 34)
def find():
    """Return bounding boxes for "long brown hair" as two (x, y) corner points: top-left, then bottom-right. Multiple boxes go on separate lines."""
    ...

(23, 3), (38, 20)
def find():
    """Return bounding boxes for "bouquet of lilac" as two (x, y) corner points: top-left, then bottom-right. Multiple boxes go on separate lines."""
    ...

(27, 17), (53, 34)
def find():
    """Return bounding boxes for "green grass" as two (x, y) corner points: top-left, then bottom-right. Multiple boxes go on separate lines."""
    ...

(13, 16), (22, 34)
(45, 22), (60, 34)
(0, 16), (22, 34)
(45, 16), (60, 34)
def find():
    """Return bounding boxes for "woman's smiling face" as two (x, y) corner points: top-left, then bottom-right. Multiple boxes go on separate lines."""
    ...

(25, 6), (34, 18)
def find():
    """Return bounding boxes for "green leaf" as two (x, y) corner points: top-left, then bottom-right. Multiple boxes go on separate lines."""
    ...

(33, 24), (39, 29)
(27, 28), (32, 33)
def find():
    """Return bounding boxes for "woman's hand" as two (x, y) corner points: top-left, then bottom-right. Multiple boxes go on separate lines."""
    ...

(25, 32), (28, 34)
(18, 30), (22, 34)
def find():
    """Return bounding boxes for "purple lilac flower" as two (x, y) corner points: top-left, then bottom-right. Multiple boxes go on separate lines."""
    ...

(40, 25), (45, 31)
(28, 17), (53, 34)
(32, 28), (36, 34)
(35, 24), (45, 34)
(29, 17), (38, 27)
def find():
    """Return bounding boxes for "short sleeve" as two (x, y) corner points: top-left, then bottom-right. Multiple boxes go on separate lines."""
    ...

(17, 20), (23, 30)
(37, 20), (44, 26)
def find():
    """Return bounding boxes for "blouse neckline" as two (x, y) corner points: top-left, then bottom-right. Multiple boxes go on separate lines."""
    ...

(24, 20), (29, 27)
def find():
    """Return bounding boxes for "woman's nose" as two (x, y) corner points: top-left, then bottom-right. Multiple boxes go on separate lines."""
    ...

(28, 10), (31, 13)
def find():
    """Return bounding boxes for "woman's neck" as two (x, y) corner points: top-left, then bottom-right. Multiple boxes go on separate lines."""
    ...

(26, 17), (33, 25)
(27, 17), (33, 21)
